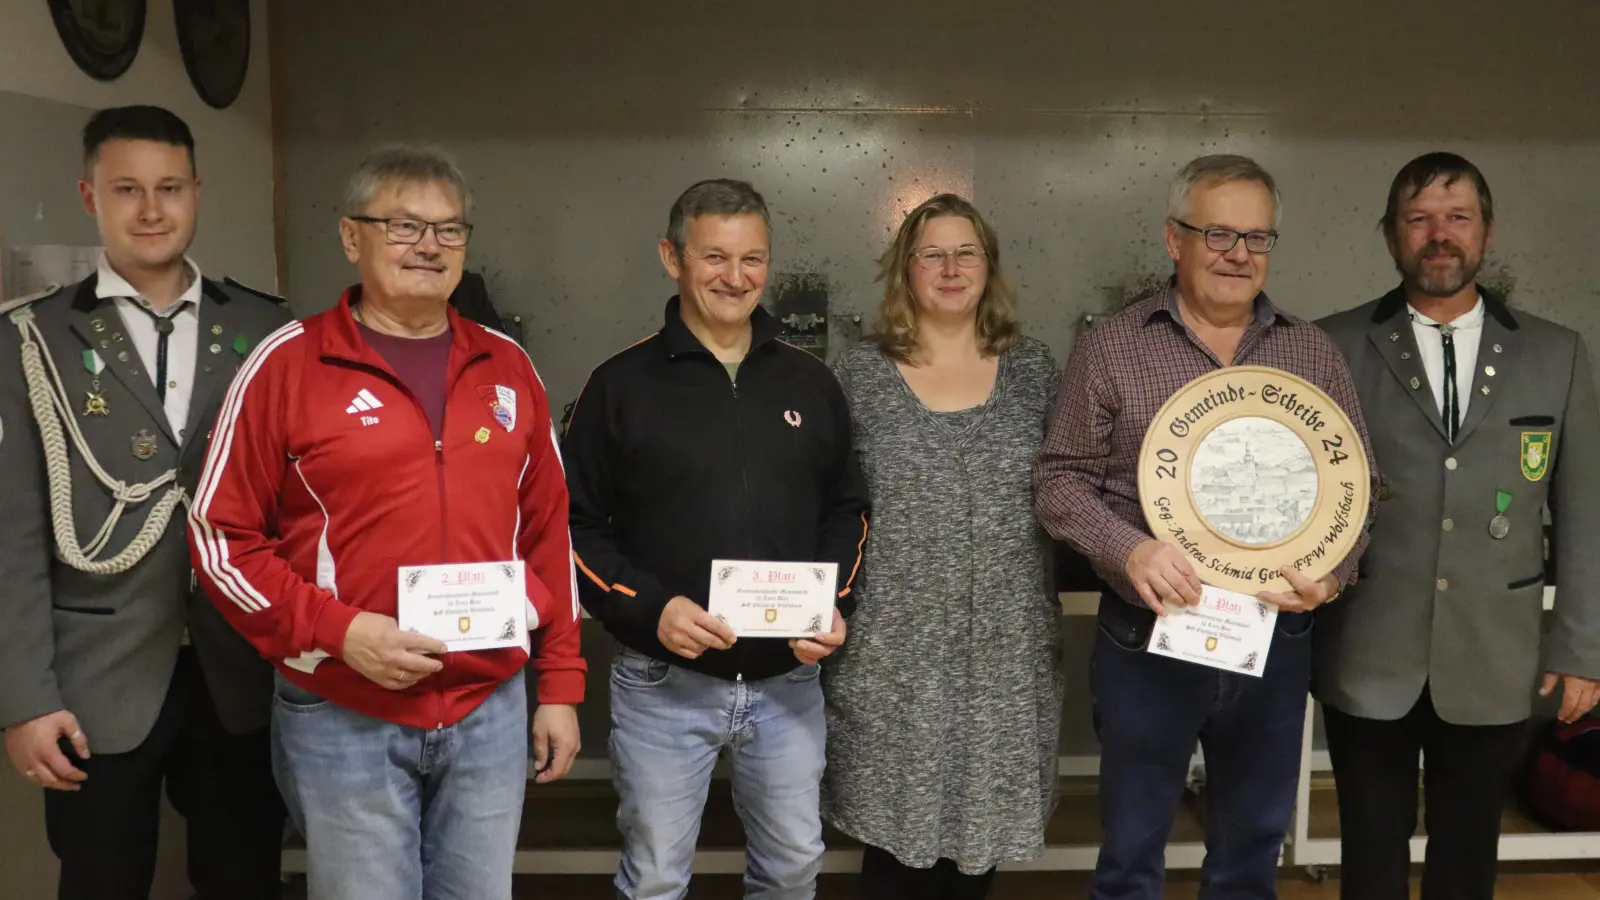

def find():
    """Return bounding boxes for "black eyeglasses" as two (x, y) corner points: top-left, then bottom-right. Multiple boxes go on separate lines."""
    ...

(1173, 219), (1278, 254)
(350, 216), (473, 247)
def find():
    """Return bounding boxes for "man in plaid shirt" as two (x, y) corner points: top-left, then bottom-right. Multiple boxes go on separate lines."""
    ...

(1034, 154), (1373, 900)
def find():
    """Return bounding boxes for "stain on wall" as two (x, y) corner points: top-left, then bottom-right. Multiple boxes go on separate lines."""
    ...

(768, 271), (834, 359)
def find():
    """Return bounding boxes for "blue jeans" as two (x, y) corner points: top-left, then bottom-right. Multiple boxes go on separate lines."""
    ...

(609, 647), (826, 900)
(1090, 597), (1312, 900)
(271, 671), (528, 900)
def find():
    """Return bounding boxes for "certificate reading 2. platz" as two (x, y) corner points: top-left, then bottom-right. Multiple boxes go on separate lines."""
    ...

(397, 561), (528, 652)
(707, 560), (838, 639)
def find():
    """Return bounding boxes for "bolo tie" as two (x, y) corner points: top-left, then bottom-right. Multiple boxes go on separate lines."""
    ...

(124, 300), (189, 405)
(1425, 321), (1461, 442)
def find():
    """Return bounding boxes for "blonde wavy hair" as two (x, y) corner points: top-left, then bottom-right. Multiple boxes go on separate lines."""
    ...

(871, 193), (1019, 364)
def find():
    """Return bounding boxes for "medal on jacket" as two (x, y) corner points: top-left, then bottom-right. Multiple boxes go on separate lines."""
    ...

(131, 429), (158, 461)
(1489, 489), (1512, 539)
(82, 349), (109, 416)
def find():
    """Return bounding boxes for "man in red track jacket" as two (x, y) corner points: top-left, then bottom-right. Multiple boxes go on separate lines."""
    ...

(187, 145), (582, 900)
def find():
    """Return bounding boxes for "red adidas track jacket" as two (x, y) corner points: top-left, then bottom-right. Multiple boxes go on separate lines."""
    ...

(187, 289), (583, 727)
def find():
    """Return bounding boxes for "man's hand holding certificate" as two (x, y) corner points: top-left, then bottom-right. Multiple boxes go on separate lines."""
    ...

(1147, 584), (1278, 677)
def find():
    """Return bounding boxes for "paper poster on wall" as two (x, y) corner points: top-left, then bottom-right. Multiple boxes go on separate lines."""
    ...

(6, 245), (100, 299)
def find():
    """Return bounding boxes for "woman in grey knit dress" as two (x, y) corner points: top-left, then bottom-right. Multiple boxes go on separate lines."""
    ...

(823, 193), (1064, 899)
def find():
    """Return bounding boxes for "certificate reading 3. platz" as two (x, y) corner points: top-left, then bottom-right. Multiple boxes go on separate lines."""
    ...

(707, 559), (838, 638)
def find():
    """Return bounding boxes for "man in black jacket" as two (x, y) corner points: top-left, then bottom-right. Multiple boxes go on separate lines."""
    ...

(563, 179), (869, 900)
(448, 270), (508, 335)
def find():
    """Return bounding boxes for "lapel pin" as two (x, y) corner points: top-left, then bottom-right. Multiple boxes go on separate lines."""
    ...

(111, 332), (124, 343)
(1481, 385), (1491, 395)
(117, 350), (130, 363)
(1390, 332), (1401, 342)
(1410, 376), (1421, 390)
(1401, 351), (1411, 360)
(1493, 344), (1503, 353)
(474, 427), (491, 444)
(232, 333), (249, 356)
(131, 429), (158, 461)
(209, 343), (221, 354)
(211, 324), (224, 335)
(91, 318), (106, 333)
(1484, 365), (1496, 377)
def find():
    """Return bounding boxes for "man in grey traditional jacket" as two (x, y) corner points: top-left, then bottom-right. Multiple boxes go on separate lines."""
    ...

(1316, 151), (1600, 900)
(0, 105), (290, 900)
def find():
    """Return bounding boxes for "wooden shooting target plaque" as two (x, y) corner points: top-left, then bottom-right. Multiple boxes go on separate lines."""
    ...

(47, 0), (146, 81)
(1137, 366), (1371, 595)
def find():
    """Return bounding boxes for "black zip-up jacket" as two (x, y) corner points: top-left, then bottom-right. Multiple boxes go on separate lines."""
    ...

(563, 297), (870, 681)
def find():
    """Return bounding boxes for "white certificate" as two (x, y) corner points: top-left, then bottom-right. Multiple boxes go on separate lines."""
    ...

(396, 561), (527, 652)
(1146, 585), (1278, 677)
(706, 559), (837, 638)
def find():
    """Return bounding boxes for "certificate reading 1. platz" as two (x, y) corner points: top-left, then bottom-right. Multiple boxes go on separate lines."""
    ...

(707, 560), (838, 639)
(1147, 584), (1279, 677)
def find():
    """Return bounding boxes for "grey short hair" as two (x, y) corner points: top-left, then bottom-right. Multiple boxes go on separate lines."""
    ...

(342, 144), (472, 220)
(665, 179), (771, 256)
(1167, 154), (1282, 229)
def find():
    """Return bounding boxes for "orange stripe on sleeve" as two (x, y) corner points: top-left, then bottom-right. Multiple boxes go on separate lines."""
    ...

(838, 510), (868, 597)
(572, 551), (640, 597)
(572, 551), (610, 592)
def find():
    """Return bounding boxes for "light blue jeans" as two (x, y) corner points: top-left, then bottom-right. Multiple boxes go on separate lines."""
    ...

(271, 671), (528, 900)
(609, 647), (826, 900)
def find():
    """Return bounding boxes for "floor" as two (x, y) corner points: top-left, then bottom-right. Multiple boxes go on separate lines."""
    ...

(274, 775), (1600, 898)
(8, 766), (1591, 898)
(281, 870), (1600, 898)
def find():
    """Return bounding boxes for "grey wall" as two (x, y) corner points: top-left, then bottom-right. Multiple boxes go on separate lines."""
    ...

(275, 0), (1600, 758)
(0, 0), (278, 294)
(0, 92), (104, 260)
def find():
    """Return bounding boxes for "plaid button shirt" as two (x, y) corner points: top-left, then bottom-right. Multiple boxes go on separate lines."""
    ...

(1033, 279), (1374, 606)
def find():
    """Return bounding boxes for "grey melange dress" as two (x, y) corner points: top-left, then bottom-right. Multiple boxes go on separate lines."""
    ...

(821, 335), (1065, 874)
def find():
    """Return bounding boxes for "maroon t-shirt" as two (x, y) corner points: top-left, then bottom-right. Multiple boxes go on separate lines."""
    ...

(357, 323), (452, 439)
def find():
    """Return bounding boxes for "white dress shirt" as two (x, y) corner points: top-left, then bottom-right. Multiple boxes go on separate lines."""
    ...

(1408, 296), (1485, 426)
(98, 255), (203, 443)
